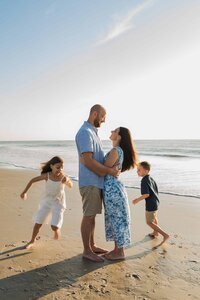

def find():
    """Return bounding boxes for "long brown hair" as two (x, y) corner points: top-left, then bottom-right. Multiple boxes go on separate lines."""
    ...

(41, 156), (64, 174)
(119, 127), (137, 172)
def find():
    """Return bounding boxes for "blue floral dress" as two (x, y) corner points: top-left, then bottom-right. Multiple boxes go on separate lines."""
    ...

(103, 146), (131, 248)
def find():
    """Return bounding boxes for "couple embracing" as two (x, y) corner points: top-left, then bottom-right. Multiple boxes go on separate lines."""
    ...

(75, 104), (137, 262)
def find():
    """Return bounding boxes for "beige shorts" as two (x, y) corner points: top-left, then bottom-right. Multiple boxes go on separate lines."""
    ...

(145, 210), (158, 223)
(79, 186), (102, 216)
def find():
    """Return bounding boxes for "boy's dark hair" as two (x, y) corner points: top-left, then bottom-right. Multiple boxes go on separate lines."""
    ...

(41, 156), (64, 174)
(140, 161), (151, 171)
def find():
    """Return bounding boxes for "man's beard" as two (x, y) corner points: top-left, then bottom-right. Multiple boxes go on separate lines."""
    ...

(94, 118), (101, 128)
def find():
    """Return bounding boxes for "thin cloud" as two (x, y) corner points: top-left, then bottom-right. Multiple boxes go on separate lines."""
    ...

(96, 0), (156, 45)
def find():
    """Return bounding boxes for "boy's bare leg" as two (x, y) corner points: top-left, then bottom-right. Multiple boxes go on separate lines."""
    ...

(24, 223), (42, 249)
(147, 221), (169, 246)
(150, 218), (159, 237)
(81, 215), (104, 262)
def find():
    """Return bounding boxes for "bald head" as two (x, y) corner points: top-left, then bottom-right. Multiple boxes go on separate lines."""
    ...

(88, 104), (106, 128)
(89, 104), (106, 115)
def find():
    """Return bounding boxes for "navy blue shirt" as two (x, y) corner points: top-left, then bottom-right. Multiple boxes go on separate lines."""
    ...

(141, 175), (159, 211)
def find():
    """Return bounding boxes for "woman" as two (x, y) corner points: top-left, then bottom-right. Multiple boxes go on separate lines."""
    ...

(103, 127), (137, 260)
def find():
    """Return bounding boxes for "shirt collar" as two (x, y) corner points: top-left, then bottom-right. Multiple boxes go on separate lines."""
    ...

(84, 121), (98, 134)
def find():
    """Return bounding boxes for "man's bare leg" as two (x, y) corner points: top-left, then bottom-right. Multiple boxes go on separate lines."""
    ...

(24, 223), (42, 249)
(90, 217), (108, 254)
(81, 215), (104, 262)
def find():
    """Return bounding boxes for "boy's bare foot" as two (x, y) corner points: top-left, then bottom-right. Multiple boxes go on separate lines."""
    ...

(153, 234), (170, 249)
(91, 245), (108, 254)
(148, 232), (159, 238)
(82, 252), (104, 262)
(24, 242), (34, 249)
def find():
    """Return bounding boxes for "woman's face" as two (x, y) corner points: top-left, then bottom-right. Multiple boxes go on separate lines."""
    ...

(109, 128), (120, 142)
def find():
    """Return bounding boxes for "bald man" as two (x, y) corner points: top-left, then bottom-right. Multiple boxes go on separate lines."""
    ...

(75, 104), (118, 262)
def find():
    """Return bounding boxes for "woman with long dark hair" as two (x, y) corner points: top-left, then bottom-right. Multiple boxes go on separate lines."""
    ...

(103, 127), (137, 260)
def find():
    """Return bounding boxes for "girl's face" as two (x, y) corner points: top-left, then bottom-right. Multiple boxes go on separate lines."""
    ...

(109, 128), (121, 142)
(50, 162), (63, 176)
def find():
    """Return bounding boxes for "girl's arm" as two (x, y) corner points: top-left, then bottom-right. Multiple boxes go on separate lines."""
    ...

(62, 175), (73, 188)
(20, 174), (47, 199)
(132, 194), (149, 205)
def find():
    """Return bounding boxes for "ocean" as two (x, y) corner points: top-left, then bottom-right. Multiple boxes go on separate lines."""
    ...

(0, 139), (200, 199)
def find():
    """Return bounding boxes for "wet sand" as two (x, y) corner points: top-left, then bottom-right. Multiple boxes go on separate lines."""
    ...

(0, 168), (200, 300)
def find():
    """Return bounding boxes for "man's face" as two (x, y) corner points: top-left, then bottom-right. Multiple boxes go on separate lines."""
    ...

(94, 109), (106, 128)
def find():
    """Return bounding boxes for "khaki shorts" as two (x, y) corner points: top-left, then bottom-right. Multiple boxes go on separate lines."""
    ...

(145, 210), (158, 223)
(79, 186), (102, 216)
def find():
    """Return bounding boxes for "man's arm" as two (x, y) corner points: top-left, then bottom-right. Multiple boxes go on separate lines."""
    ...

(81, 152), (119, 177)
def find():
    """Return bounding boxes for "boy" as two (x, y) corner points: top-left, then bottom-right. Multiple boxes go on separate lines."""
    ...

(132, 161), (169, 246)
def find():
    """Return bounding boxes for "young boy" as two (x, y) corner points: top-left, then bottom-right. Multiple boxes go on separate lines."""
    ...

(132, 161), (169, 246)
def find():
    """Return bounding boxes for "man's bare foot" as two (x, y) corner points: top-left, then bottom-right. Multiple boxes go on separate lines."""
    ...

(82, 252), (104, 262)
(53, 230), (60, 240)
(104, 251), (125, 261)
(24, 242), (34, 249)
(91, 245), (108, 254)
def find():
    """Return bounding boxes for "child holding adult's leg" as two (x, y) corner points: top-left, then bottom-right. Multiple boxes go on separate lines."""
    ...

(20, 156), (73, 249)
(132, 161), (169, 247)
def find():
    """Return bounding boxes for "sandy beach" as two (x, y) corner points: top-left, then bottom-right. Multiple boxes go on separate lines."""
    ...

(0, 168), (200, 300)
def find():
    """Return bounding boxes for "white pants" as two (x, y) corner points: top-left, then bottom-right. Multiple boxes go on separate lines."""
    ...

(34, 200), (66, 229)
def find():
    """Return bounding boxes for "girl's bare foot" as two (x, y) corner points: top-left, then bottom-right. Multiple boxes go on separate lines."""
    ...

(53, 230), (60, 240)
(24, 242), (34, 249)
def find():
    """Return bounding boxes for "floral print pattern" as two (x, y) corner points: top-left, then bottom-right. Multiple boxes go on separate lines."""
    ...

(103, 146), (131, 248)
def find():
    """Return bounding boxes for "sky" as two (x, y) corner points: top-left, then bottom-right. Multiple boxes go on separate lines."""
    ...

(0, 0), (200, 140)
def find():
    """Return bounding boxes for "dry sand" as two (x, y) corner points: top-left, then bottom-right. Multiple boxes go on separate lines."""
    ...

(0, 168), (200, 300)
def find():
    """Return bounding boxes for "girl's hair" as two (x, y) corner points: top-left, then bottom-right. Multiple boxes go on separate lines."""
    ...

(119, 127), (138, 172)
(41, 156), (64, 174)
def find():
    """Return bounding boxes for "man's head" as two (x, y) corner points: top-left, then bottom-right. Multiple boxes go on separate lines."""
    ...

(88, 104), (106, 128)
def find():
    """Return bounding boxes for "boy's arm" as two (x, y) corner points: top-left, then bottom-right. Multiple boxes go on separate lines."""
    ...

(20, 174), (47, 199)
(132, 194), (149, 205)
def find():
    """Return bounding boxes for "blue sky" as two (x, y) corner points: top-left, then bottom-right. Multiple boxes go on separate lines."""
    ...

(0, 0), (199, 140)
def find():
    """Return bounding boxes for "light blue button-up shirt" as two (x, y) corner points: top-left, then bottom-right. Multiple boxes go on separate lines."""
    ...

(75, 121), (105, 189)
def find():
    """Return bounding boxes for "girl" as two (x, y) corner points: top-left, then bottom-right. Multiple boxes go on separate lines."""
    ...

(20, 156), (73, 249)
(103, 127), (137, 260)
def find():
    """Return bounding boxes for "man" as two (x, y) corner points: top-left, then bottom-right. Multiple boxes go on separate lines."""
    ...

(75, 104), (119, 262)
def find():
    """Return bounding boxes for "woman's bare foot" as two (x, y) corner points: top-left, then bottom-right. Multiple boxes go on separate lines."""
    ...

(91, 245), (108, 254)
(104, 251), (125, 261)
(103, 249), (125, 261)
